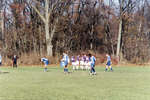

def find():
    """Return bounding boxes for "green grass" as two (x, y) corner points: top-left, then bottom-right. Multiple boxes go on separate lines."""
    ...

(0, 66), (150, 100)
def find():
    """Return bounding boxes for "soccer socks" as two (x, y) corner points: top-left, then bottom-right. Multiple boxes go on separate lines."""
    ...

(105, 67), (113, 72)
(90, 67), (96, 75)
(110, 67), (113, 71)
(105, 68), (108, 71)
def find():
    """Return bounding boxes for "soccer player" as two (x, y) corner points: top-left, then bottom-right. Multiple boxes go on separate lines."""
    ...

(41, 58), (49, 72)
(61, 53), (70, 73)
(75, 55), (80, 70)
(89, 54), (96, 75)
(71, 56), (76, 70)
(83, 54), (87, 70)
(80, 54), (85, 70)
(105, 54), (113, 72)
(12, 55), (18, 68)
(85, 55), (90, 70)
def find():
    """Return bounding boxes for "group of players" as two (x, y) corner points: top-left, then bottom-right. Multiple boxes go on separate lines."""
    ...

(61, 53), (97, 75)
(41, 52), (113, 75)
(71, 54), (91, 70)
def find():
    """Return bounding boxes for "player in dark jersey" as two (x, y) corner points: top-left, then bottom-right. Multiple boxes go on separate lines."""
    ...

(12, 55), (18, 68)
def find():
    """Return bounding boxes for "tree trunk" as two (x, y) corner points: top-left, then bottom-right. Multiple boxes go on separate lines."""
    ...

(31, 0), (59, 56)
(39, 27), (43, 55)
(46, 42), (53, 56)
(111, 44), (115, 56)
(90, 42), (93, 50)
(116, 18), (122, 57)
(45, 0), (53, 56)
(90, 25), (94, 50)
(45, 21), (53, 56)
(0, 10), (4, 41)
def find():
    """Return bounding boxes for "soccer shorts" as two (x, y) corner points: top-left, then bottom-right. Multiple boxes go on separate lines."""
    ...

(106, 61), (111, 66)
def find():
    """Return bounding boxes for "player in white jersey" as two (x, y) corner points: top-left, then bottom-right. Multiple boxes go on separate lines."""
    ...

(80, 54), (85, 70)
(85, 55), (90, 70)
(75, 55), (80, 70)
(71, 56), (77, 70)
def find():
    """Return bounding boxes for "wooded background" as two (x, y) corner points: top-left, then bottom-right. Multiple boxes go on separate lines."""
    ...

(0, 0), (150, 65)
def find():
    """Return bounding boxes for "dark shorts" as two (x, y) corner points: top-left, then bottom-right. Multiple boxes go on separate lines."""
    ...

(45, 61), (49, 66)
(106, 61), (111, 66)
(64, 62), (68, 67)
(13, 61), (17, 65)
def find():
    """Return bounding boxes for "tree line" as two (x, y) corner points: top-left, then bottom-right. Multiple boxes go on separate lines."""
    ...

(0, 0), (150, 64)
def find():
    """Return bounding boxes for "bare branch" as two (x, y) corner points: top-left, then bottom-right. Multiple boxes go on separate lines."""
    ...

(31, 5), (46, 23)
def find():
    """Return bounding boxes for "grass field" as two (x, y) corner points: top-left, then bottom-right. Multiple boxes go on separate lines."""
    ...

(0, 66), (150, 100)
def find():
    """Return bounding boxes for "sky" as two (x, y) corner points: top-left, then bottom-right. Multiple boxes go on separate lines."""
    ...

(104, 0), (119, 6)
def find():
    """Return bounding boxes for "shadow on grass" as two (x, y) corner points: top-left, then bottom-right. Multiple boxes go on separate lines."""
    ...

(0, 71), (9, 74)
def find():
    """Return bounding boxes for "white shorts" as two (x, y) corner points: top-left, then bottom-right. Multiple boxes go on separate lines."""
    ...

(72, 62), (76, 66)
(76, 61), (79, 65)
(80, 61), (84, 65)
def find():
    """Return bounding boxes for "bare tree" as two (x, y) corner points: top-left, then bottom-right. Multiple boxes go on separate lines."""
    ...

(30, 0), (69, 56)
(116, 0), (137, 58)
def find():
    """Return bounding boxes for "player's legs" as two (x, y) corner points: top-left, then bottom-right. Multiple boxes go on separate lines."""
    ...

(83, 62), (86, 70)
(76, 61), (79, 70)
(105, 65), (108, 71)
(90, 63), (96, 75)
(72, 62), (75, 70)
(105, 61), (111, 71)
(44, 65), (48, 72)
(76, 63), (79, 70)
(75, 61), (79, 70)
(90, 67), (92, 74)
(44, 61), (48, 72)
(92, 64), (96, 75)
(85, 62), (88, 70)
(64, 62), (68, 73)
(90, 67), (96, 75)
(109, 65), (113, 71)
(73, 65), (75, 70)
(87, 62), (91, 70)
(85, 62), (89, 70)
(80, 61), (84, 70)
(82, 62), (85, 70)
(13, 62), (17, 68)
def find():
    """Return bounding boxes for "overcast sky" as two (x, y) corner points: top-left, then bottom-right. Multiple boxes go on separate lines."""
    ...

(104, 0), (119, 5)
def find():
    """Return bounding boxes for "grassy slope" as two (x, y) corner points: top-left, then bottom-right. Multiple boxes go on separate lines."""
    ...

(0, 66), (150, 100)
